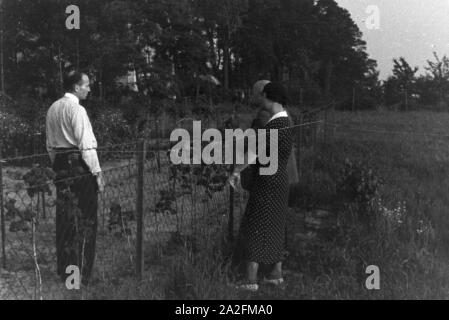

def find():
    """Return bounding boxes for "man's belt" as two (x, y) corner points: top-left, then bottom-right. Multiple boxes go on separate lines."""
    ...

(53, 147), (79, 154)
(53, 147), (78, 151)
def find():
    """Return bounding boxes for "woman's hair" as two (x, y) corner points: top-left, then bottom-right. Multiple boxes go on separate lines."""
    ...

(262, 82), (288, 105)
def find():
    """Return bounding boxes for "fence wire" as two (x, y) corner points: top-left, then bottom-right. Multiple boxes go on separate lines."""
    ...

(0, 106), (331, 300)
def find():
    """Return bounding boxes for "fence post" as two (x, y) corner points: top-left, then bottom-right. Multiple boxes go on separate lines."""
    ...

(228, 164), (234, 242)
(331, 100), (336, 143)
(0, 158), (6, 269)
(155, 119), (161, 173)
(296, 114), (301, 178)
(324, 107), (328, 143)
(136, 140), (145, 280)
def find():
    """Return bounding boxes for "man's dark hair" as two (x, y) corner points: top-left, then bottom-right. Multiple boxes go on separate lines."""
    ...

(262, 82), (288, 105)
(63, 70), (87, 92)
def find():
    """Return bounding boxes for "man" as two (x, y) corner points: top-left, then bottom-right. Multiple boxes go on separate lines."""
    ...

(46, 71), (105, 286)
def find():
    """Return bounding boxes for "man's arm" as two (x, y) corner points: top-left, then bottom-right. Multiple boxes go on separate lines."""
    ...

(72, 108), (101, 173)
(46, 136), (56, 165)
(72, 107), (105, 191)
(46, 113), (56, 164)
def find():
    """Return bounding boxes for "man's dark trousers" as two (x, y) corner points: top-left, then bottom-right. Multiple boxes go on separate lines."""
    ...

(53, 149), (98, 285)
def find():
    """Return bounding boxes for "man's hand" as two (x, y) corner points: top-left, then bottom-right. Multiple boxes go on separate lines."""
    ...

(228, 171), (241, 190)
(95, 172), (105, 193)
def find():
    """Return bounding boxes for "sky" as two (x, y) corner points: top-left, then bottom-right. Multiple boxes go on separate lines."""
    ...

(335, 0), (449, 80)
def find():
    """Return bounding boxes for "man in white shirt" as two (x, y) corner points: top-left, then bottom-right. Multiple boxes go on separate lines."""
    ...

(46, 71), (104, 285)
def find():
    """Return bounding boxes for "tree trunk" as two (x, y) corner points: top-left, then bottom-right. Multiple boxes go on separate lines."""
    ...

(207, 28), (218, 72)
(0, 1), (4, 93)
(58, 44), (63, 95)
(76, 36), (80, 70)
(404, 87), (408, 111)
(324, 60), (333, 99)
(352, 86), (355, 112)
(223, 29), (230, 91)
(99, 68), (103, 101)
(49, 41), (55, 97)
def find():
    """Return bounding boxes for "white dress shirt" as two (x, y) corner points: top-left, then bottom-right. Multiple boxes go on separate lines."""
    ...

(46, 93), (102, 174)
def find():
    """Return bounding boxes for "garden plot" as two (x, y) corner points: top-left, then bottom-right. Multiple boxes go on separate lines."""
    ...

(0, 153), (236, 299)
(0, 159), (140, 299)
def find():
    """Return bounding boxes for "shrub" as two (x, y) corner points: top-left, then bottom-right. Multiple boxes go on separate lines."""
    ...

(336, 158), (381, 227)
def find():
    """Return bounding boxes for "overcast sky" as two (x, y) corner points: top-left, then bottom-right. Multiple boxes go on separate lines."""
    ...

(335, 0), (449, 80)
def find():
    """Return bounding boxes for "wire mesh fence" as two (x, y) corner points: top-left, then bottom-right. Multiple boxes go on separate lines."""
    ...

(0, 144), (142, 299)
(0, 105), (331, 300)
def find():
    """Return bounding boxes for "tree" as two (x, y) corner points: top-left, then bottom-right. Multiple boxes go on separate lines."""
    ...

(392, 57), (418, 111)
(0, 0), (5, 93)
(195, 0), (249, 92)
(425, 52), (449, 104)
(313, 0), (372, 100)
(1, 0), (380, 108)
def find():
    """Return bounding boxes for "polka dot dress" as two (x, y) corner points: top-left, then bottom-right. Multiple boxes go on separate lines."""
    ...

(235, 117), (293, 265)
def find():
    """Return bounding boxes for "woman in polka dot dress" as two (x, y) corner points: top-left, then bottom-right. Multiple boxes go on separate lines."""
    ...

(229, 82), (293, 291)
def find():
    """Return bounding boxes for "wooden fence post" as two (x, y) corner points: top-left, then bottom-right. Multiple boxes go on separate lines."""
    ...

(296, 114), (302, 178)
(324, 107), (328, 143)
(136, 140), (145, 279)
(330, 101), (336, 144)
(0, 157), (6, 269)
(228, 164), (234, 242)
(155, 119), (161, 173)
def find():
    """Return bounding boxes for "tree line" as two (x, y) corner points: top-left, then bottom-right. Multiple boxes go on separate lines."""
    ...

(0, 0), (447, 111)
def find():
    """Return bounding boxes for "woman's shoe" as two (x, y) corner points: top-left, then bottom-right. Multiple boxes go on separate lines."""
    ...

(262, 277), (284, 286)
(235, 283), (259, 292)
(228, 281), (259, 292)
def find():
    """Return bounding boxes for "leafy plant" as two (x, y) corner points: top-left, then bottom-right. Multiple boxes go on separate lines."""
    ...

(337, 159), (380, 205)
(337, 158), (381, 226)
(108, 202), (134, 237)
(22, 164), (56, 198)
(155, 143), (229, 216)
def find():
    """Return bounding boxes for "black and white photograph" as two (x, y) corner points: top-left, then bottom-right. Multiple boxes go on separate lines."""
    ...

(0, 0), (448, 303)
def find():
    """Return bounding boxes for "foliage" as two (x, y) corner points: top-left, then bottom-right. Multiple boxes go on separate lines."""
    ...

(108, 202), (134, 237)
(22, 164), (56, 198)
(1, 0), (378, 107)
(384, 57), (419, 110)
(155, 142), (229, 215)
(155, 162), (229, 215)
(425, 52), (449, 100)
(337, 159), (380, 206)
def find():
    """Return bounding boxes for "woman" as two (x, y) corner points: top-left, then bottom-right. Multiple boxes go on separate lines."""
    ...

(229, 82), (293, 291)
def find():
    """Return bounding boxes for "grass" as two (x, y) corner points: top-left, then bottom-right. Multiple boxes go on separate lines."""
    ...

(3, 110), (449, 299)
(118, 110), (449, 300)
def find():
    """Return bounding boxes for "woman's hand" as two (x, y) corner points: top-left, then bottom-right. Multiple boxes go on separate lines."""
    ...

(228, 171), (241, 189)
